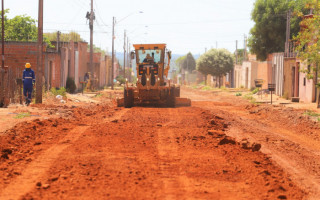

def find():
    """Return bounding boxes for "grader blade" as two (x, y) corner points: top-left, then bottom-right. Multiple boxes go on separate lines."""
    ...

(175, 97), (191, 107)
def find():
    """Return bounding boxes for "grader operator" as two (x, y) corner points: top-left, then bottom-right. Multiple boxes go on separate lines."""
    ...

(117, 43), (191, 108)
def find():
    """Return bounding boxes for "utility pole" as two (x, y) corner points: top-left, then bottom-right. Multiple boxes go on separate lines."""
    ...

(1, 0), (4, 69)
(127, 37), (129, 69)
(86, 0), (95, 80)
(123, 30), (126, 79)
(0, 0), (5, 106)
(56, 31), (60, 52)
(243, 34), (247, 61)
(285, 9), (291, 56)
(235, 40), (238, 64)
(36, 0), (43, 104)
(111, 17), (115, 90)
(128, 42), (131, 82)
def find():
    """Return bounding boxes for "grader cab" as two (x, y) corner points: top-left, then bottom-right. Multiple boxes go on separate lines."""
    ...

(118, 43), (191, 108)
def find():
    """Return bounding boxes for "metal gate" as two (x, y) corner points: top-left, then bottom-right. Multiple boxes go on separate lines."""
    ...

(0, 67), (23, 107)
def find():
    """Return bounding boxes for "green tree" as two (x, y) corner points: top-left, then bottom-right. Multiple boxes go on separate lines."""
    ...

(181, 52), (196, 73)
(175, 55), (186, 73)
(248, 0), (308, 60)
(293, 1), (320, 107)
(5, 15), (37, 41)
(44, 31), (84, 42)
(174, 52), (196, 73)
(234, 49), (246, 64)
(197, 49), (234, 86)
(0, 9), (52, 47)
(87, 44), (106, 56)
(294, 1), (320, 78)
(0, 9), (37, 41)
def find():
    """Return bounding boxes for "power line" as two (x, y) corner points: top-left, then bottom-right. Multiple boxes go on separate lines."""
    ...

(117, 18), (252, 27)
(71, 0), (87, 11)
(93, 0), (109, 27)
(43, 28), (108, 34)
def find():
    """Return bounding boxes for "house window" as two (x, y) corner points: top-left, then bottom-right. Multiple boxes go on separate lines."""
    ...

(308, 65), (311, 73)
(304, 77), (306, 86)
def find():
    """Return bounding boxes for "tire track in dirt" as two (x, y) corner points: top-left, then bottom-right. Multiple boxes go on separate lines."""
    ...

(156, 109), (190, 199)
(0, 108), (129, 200)
(0, 126), (89, 200)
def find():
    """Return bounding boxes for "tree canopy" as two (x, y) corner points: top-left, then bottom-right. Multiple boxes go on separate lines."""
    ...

(197, 49), (234, 78)
(182, 52), (196, 72)
(248, 0), (308, 60)
(0, 9), (38, 41)
(175, 52), (196, 73)
(0, 9), (54, 47)
(294, 1), (320, 80)
(44, 31), (84, 42)
(234, 49), (246, 65)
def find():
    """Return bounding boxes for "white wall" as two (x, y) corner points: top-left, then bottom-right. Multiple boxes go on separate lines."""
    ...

(272, 53), (284, 96)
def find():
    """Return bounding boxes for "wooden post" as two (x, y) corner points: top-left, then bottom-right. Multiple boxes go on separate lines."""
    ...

(36, 0), (43, 104)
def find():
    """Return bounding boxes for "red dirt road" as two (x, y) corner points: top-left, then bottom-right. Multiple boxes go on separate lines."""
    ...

(0, 88), (315, 199)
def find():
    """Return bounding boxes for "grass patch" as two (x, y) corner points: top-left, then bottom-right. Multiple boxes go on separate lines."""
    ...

(14, 112), (31, 119)
(243, 93), (259, 104)
(201, 86), (214, 91)
(304, 110), (320, 117)
(94, 93), (103, 98)
(235, 92), (242, 96)
(191, 85), (200, 89)
(243, 93), (254, 100)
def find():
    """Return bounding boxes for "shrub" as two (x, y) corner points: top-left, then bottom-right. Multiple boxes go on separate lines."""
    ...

(251, 88), (259, 94)
(50, 87), (67, 97)
(66, 77), (77, 93)
(116, 75), (125, 85)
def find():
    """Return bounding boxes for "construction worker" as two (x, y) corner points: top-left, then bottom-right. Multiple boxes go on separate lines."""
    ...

(22, 63), (35, 106)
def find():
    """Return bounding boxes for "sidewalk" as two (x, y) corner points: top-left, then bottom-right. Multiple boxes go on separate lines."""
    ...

(252, 92), (319, 112)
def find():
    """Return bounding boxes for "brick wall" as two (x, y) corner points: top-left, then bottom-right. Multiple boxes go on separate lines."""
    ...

(0, 42), (44, 80)
(45, 53), (61, 88)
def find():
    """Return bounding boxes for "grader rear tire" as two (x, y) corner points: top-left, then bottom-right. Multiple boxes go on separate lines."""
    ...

(124, 89), (134, 108)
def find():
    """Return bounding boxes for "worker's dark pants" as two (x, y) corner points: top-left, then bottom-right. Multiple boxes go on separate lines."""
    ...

(23, 86), (33, 101)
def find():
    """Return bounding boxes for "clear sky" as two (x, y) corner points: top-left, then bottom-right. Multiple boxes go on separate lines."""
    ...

(4, 0), (255, 55)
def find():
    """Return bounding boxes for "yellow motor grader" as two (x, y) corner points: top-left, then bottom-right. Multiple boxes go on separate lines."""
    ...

(117, 43), (191, 108)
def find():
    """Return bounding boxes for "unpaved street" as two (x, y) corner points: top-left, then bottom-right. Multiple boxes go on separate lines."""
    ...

(1, 88), (319, 199)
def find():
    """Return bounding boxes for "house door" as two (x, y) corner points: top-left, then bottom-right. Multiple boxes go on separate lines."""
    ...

(292, 67), (295, 97)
